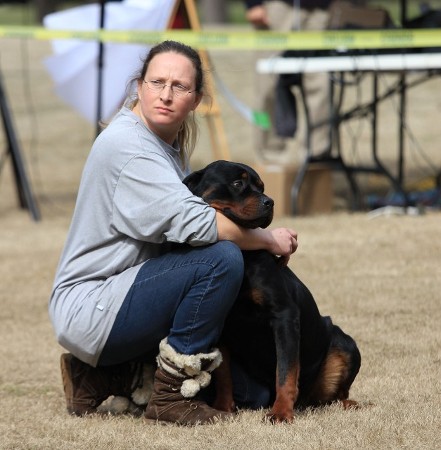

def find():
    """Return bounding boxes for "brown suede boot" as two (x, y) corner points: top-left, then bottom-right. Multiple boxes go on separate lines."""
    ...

(144, 338), (233, 426)
(60, 353), (148, 416)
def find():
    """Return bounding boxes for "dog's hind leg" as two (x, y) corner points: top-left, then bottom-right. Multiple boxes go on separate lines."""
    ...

(306, 349), (360, 408)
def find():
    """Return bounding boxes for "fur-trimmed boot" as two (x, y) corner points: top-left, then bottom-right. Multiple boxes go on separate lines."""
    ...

(144, 338), (233, 425)
(60, 353), (153, 416)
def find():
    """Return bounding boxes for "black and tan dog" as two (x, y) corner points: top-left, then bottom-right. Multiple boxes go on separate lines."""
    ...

(183, 160), (361, 423)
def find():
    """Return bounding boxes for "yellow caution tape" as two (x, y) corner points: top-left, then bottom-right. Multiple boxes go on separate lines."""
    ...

(1, 26), (441, 50)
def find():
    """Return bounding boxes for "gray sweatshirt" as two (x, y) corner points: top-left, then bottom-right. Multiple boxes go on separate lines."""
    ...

(49, 107), (217, 366)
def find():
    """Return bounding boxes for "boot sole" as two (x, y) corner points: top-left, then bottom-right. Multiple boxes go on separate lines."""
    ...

(144, 417), (207, 426)
(144, 414), (232, 426)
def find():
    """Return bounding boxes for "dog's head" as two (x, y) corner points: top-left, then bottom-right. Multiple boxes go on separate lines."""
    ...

(183, 160), (274, 229)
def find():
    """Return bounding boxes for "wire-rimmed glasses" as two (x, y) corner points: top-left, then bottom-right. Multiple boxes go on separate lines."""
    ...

(143, 80), (194, 98)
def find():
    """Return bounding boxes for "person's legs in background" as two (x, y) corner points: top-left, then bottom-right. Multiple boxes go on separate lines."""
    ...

(254, 1), (331, 163)
(300, 8), (331, 160)
(254, 1), (295, 161)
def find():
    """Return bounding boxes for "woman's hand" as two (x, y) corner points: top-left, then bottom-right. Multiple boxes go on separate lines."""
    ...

(266, 227), (298, 265)
(245, 6), (270, 29)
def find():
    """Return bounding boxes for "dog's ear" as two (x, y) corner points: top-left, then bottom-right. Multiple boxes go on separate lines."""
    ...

(182, 169), (205, 195)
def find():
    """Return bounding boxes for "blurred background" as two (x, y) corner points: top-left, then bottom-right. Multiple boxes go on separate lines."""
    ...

(1, 1), (441, 222)
(3, 0), (441, 25)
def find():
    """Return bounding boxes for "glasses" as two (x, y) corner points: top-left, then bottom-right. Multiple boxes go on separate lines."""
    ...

(143, 80), (194, 98)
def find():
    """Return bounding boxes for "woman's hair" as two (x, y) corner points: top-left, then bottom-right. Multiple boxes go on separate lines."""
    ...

(127, 40), (205, 166)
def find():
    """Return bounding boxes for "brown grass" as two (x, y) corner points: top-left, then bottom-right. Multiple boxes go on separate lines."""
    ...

(1, 37), (441, 449)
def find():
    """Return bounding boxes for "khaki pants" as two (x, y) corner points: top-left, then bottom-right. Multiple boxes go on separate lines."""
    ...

(255, 1), (331, 162)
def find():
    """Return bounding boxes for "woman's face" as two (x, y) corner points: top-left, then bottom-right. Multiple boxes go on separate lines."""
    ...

(134, 52), (202, 145)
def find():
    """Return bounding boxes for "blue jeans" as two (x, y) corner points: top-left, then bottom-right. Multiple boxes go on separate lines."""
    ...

(99, 241), (271, 409)
(99, 241), (244, 363)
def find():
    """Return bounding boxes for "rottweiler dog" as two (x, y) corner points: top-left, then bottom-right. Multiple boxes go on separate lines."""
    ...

(183, 160), (361, 423)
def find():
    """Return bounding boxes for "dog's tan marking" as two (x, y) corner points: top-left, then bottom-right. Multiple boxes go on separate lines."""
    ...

(308, 350), (350, 403)
(201, 187), (216, 198)
(249, 288), (265, 305)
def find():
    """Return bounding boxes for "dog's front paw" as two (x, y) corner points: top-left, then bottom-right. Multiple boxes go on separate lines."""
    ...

(265, 408), (294, 424)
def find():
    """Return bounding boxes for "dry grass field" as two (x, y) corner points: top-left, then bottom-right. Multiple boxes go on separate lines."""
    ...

(1, 35), (441, 449)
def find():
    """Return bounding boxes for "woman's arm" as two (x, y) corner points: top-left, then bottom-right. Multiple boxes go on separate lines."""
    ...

(215, 212), (298, 263)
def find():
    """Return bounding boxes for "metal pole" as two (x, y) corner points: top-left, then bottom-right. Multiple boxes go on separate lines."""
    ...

(96, 0), (105, 136)
(0, 72), (41, 221)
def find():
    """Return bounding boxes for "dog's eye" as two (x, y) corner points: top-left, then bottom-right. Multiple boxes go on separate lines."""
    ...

(232, 180), (244, 190)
